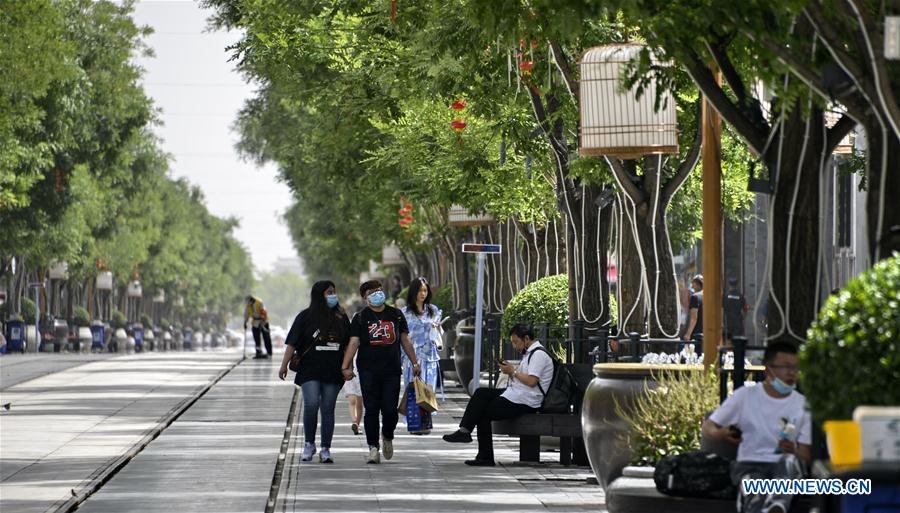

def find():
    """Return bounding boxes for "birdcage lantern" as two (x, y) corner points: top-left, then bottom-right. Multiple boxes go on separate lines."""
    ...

(153, 290), (165, 303)
(579, 44), (678, 159)
(127, 280), (142, 298)
(447, 205), (495, 227)
(48, 260), (69, 280)
(96, 271), (114, 291)
(382, 244), (405, 266)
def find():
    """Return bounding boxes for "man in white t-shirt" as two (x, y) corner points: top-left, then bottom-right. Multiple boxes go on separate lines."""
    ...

(442, 324), (554, 466)
(702, 341), (811, 513)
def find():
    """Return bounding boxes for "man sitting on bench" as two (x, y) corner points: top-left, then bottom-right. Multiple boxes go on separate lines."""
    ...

(702, 341), (811, 513)
(443, 324), (554, 467)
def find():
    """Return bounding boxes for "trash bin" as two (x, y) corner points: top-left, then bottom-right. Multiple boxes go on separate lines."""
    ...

(132, 325), (144, 353)
(183, 328), (193, 351)
(8, 320), (26, 353)
(53, 319), (68, 353)
(90, 322), (105, 352)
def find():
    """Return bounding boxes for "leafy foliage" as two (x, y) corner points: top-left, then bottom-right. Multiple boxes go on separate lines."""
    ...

(73, 307), (91, 327)
(618, 368), (720, 465)
(802, 254), (900, 424)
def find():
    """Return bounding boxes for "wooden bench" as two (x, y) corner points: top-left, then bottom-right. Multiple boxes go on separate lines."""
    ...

(492, 412), (588, 465)
(491, 363), (593, 466)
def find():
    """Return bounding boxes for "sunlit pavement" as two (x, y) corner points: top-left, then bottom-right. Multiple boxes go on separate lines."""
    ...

(1, 352), (606, 513)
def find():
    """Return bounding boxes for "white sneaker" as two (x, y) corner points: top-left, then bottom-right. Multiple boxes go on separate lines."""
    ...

(301, 442), (316, 462)
(366, 446), (380, 464)
(319, 448), (333, 463)
(382, 438), (393, 460)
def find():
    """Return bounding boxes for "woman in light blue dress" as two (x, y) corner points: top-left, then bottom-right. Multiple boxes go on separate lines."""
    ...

(400, 277), (443, 402)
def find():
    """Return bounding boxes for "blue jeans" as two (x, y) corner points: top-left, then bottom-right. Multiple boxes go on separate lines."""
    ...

(358, 370), (401, 448)
(300, 381), (341, 448)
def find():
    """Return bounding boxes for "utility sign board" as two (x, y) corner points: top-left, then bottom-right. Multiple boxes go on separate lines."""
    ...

(461, 243), (502, 254)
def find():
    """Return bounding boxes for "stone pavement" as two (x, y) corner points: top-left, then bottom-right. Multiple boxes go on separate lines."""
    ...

(1, 354), (116, 391)
(275, 375), (607, 513)
(0, 351), (243, 513)
(1, 352), (608, 513)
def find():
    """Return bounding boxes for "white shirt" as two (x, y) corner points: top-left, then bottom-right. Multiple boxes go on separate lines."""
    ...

(709, 383), (811, 463)
(501, 341), (555, 409)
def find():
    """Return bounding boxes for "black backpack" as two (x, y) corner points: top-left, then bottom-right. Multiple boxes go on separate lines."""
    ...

(527, 346), (579, 413)
(653, 450), (737, 499)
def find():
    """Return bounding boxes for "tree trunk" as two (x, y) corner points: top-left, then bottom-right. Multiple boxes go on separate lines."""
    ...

(862, 116), (900, 262)
(766, 105), (825, 343)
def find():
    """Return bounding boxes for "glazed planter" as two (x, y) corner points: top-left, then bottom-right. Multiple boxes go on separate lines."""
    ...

(581, 363), (702, 490)
(452, 328), (475, 394)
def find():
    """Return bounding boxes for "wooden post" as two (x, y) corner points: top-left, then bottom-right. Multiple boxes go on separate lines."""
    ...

(702, 66), (723, 369)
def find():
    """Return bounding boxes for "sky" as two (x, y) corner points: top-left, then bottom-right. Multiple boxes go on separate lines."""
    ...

(131, 0), (296, 274)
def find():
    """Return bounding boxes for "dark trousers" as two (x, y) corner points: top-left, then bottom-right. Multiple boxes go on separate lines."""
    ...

(359, 370), (401, 448)
(252, 324), (272, 355)
(460, 387), (538, 462)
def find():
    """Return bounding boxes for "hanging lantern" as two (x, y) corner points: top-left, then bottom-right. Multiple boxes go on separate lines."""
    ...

(579, 44), (678, 159)
(451, 100), (467, 111)
(451, 119), (467, 133)
(48, 260), (69, 280)
(96, 271), (113, 291)
(127, 280), (142, 298)
(519, 60), (534, 76)
(153, 290), (165, 303)
(447, 205), (494, 227)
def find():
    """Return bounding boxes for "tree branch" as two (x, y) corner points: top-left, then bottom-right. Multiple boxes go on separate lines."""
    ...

(605, 156), (645, 204)
(548, 39), (578, 105)
(802, 5), (866, 81)
(825, 113), (858, 154)
(682, 53), (768, 153)
(705, 39), (748, 106)
(662, 99), (704, 205)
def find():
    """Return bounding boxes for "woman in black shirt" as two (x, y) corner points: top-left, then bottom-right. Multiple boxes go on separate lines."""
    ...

(278, 280), (350, 463)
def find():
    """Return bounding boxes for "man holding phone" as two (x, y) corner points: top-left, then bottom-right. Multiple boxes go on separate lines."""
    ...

(442, 324), (554, 466)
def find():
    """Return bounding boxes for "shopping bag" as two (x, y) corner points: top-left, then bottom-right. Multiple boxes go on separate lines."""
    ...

(398, 381), (411, 416)
(405, 385), (432, 434)
(414, 377), (438, 413)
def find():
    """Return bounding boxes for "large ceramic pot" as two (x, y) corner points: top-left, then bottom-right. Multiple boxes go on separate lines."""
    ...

(581, 363), (701, 490)
(452, 326), (475, 394)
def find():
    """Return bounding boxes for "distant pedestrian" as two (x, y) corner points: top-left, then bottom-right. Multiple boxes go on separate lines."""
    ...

(683, 275), (704, 344)
(244, 295), (272, 359)
(723, 277), (748, 342)
(344, 355), (363, 435)
(401, 277), (443, 402)
(341, 280), (421, 464)
(278, 280), (350, 463)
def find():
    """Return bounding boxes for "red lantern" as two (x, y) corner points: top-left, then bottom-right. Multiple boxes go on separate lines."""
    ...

(451, 119), (467, 132)
(519, 60), (534, 75)
(451, 100), (466, 111)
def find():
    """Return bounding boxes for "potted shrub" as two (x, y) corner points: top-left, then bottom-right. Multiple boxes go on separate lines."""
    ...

(73, 307), (92, 352)
(802, 254), (900, 460)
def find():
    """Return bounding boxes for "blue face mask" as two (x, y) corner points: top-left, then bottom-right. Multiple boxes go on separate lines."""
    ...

(771, 376), (796, 395)
(325, 294), (338, 308)
(367, 290), (386, 307)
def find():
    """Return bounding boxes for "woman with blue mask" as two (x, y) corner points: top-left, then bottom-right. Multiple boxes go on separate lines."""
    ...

(400, 277), (444, 420)
(279, 280), (350, 464)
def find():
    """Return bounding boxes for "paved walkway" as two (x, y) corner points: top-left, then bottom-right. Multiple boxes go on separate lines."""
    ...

(0, 354), (116, 391)
(1, 353), (607, 513)
(0, 351), (243, 513)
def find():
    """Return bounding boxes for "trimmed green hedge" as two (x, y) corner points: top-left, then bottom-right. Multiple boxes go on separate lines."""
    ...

(431, 283), (453, 315)
(73, 307), (91, 327)
(502, 274), (618, 336)
(802, 254), (900, 424)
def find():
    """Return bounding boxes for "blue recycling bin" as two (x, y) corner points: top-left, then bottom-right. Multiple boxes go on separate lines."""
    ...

(8, 320), (26, 353)
(132, 326), (144, 352)
(90, 322), (105, 351)
(183, 328), (193, 351)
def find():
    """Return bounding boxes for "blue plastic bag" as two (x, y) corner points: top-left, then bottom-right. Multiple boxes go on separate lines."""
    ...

(405, 384), (432, 434)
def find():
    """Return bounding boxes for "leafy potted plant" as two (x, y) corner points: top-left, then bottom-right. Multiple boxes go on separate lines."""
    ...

(802, 254), (900, 461)
(73, 307), (92, 352)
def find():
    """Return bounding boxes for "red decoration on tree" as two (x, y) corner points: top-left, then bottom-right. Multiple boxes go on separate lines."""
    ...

(451, 119), (467, 132)
(519, 60), (534, 75)
(451, 100), (466, 111)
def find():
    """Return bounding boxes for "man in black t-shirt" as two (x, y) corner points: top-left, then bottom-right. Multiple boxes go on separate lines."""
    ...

(341, 280), (420, 464)
(683, 274), (704, 344)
